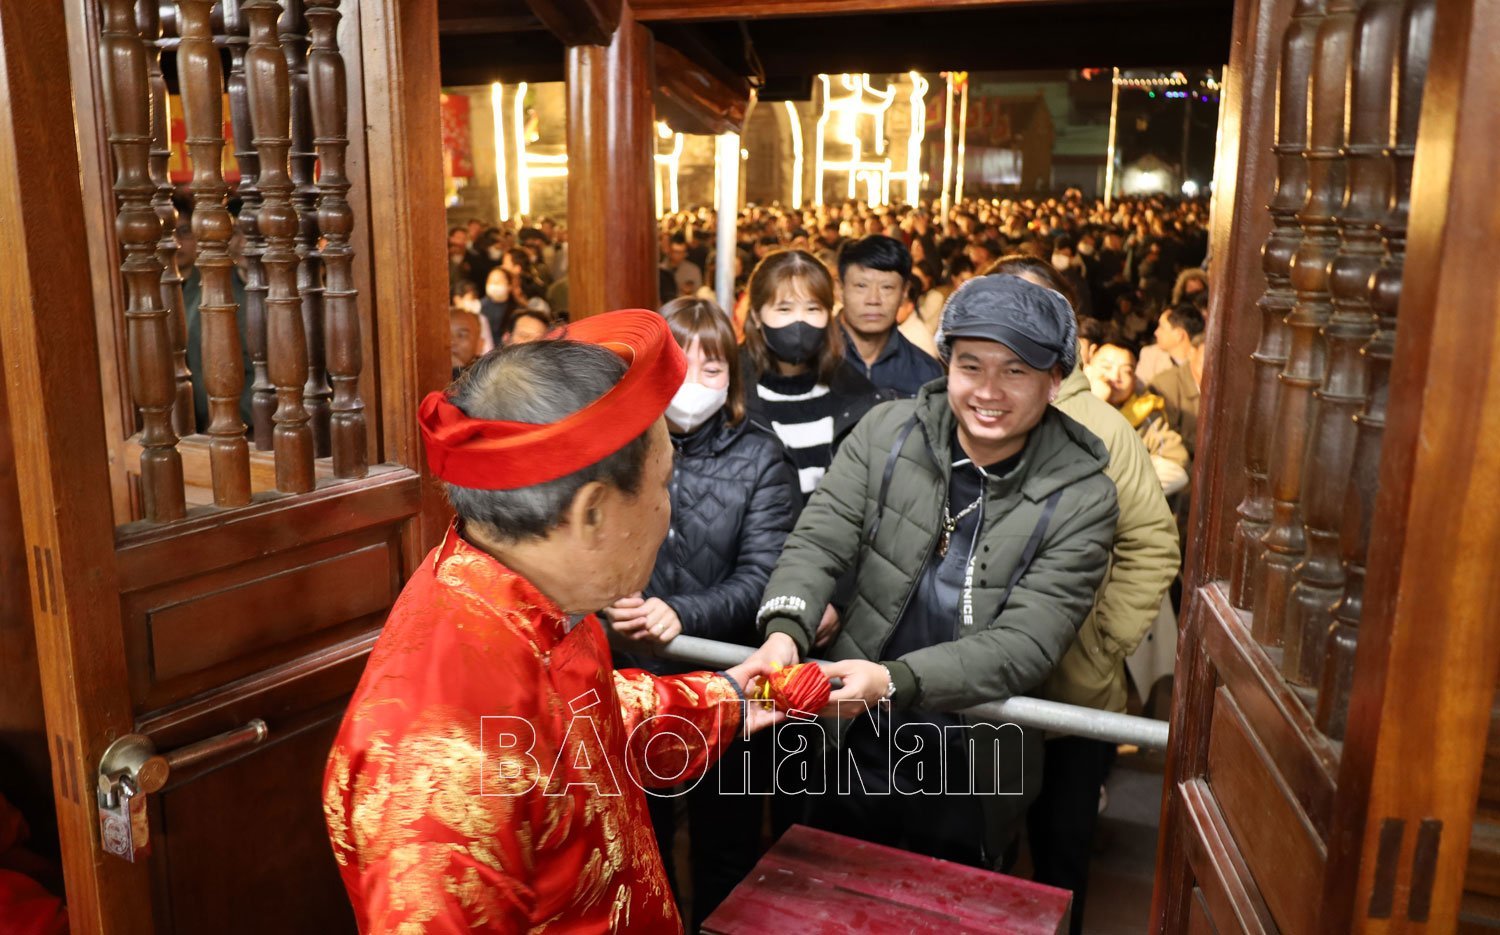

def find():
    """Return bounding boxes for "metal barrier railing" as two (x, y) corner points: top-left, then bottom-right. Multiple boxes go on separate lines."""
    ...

(641, 634), (1171, 752)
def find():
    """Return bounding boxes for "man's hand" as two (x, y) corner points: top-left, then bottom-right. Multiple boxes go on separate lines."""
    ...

(748, 631), (800, 671)
(722, 659), (786, 735)
(606, 594), (681, 644)
(814, 604), (841, 649)
(817, 659), (891, 717)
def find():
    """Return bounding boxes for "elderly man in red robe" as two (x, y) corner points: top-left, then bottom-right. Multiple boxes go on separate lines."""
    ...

(323, 311), (782, 933)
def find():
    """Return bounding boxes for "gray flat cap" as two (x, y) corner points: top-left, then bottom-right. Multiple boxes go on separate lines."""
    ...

(936, 274), (1077, 373)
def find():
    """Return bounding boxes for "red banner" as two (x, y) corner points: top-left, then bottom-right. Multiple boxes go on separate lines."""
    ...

(440, 92), (474, 180)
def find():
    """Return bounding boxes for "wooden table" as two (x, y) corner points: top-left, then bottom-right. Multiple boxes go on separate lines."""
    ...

(701, 825), (1072, 934)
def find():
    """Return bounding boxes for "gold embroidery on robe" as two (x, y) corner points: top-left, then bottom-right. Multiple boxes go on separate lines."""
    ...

(323, 522), (741, 933)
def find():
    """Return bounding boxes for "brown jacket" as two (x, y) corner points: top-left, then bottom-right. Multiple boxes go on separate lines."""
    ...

(1048, 365), (1181, 712)
(1150, 361), (1202, 459)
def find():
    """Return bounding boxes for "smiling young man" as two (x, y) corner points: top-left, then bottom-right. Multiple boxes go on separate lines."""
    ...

(838, 235), (944, 398)
(752, 274), (1119, 869)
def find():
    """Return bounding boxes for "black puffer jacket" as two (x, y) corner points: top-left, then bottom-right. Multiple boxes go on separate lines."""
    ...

(645, 411), (800, 646)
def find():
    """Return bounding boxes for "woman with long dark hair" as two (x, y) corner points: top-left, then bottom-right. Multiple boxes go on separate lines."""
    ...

(741, 249), (883, 502)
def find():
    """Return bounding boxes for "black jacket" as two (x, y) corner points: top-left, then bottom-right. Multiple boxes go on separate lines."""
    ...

(644, 412), (801, 646)
(841, 326), (944, 399)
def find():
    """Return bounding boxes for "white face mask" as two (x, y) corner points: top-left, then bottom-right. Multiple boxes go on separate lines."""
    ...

(458, 296), (481, 313)
(1052, 253), (1072, 272)
(666, 381), (728, 433)
(486, 283), (510, 302)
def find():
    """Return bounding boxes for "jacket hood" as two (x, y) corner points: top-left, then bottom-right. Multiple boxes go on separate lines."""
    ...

(1055, 360), (1092, 406)
(911, 377), (1110, 501)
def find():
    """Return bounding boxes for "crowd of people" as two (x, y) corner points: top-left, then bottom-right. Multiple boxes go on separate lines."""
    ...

(420, 192), (1210, 932)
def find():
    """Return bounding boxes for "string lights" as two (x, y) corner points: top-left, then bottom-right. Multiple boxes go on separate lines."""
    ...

(783, 101), (805, 208)
(889, 71), (929, 206)
(654, 120), (683, 217)
(954, 71), (969, 205)
(484, 72), (936, 215)
(1111, 71), (1188, 89)
(813, 73), (896, 206)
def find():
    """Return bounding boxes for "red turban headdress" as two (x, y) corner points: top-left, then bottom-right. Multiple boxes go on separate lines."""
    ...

(418, 309), (686, 490)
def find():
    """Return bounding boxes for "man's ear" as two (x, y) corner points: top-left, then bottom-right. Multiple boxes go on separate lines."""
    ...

(566, 481), (610, 551)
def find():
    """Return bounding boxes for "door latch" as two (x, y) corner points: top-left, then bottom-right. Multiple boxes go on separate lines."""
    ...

(97, 719), (268, 862)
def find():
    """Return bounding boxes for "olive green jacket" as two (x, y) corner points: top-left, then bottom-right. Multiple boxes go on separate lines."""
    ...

(755, 381), (1118, 861)
(1048, 364), (1181, 712)
(757, 381), (1119, 711)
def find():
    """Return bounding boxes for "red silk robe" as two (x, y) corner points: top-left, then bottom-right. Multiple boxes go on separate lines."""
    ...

(323, 524), (744, 933)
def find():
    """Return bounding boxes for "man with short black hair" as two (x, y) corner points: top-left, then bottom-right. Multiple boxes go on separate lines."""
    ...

(1138, 302), (1205, 384)
(837, 235), (943, 398)
(753, 275), (1119, 870)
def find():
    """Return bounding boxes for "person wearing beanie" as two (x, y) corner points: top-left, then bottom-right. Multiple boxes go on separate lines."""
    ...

(750, 274), (1120, 870)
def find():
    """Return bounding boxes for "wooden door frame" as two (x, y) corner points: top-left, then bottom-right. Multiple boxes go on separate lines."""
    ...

(0, 1), (151, 926)
(0, 0), (447, 928)
(1156, 0), (1500, 930)
(1324, 0), (1500, 925)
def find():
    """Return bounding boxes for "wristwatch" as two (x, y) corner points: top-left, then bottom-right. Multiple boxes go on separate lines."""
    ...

(880, 664), (896, 703)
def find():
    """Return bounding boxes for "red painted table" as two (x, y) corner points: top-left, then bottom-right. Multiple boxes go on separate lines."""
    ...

(701, 825), (1072, 934)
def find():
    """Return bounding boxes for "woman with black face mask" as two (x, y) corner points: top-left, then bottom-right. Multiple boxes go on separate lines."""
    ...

(742, 249), (883, 504)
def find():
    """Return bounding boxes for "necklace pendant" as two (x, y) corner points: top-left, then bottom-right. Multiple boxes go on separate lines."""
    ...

(938, 530), (951, 558)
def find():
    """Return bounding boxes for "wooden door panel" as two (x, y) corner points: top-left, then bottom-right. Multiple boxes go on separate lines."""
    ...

(117, 471), (418, 712)
(137, 633), (378, 755)
(152, 715), (355, 934)
(138, 540), (393, 683)
(1196, 586), (1337, 838)
(1180, 779), (1277, 934)
(1206, 689), (1325, 935)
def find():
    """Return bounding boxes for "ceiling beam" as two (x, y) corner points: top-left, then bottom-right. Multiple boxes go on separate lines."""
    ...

(739, 5), (1232, 75)
(630, 0), (1141, 22)
(522, 0), (623, 45)
(653, 40), (752, 135)
(438, 15), (546, 35)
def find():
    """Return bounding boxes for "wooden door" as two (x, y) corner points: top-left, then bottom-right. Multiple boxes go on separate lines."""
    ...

(1154, 0), (1500, 931)
(0, 0), (447, 931)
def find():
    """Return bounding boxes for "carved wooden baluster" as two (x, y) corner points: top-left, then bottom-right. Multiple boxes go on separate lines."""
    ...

(1283, 0), (1402, 688)
(178, 0), (251, 506)
(1318, 0), (1434, 738)
(226, 0), (275, 449)
(245, 0), (315, 492)
(281, 0), (332, 456)
(307, 0), (368, 478)
(1229, 0), (1324, 613)
(100, 0), (186, 521)
(138, 0), (195, 438)
(1252, 0), (1364, 653)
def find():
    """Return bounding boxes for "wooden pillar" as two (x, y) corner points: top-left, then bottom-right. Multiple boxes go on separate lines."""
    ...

(565, 4), (657, 318)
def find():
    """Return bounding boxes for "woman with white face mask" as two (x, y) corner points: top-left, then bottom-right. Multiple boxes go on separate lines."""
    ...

(606, 297), (799, 929)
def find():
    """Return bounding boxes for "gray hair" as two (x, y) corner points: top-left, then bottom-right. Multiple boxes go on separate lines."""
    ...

(445, 341), (651, 542)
